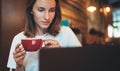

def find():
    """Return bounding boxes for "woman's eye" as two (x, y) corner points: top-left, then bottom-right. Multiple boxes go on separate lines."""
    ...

(49, 8), (55, 12)
(38, 9), (44, 12)
(38, 8), (44, 12)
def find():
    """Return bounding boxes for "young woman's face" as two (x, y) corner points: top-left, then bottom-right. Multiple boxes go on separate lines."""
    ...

(32, 0), (56, 30)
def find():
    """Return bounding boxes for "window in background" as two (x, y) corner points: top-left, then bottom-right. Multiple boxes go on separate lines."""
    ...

(109, 8), (120, 38)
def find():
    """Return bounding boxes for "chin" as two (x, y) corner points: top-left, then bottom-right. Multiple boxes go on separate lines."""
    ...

(42, 26), (49, 29)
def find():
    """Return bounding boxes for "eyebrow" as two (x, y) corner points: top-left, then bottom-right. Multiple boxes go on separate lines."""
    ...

(38, 7), (45, 9)
(50, 7), (56, 9)
(38, 6), (56, 9)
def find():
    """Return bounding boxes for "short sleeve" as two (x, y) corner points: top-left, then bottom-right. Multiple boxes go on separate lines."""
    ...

(7, 37), (18, 69)
(7, 32), (25, 69)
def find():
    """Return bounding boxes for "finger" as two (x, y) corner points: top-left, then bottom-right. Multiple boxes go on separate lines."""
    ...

(13, 50), (26, 59)
(15, 54), (25, 62)
(15, 44), (22, 53)
(19, 45), (25, 52)
(14, 49), (26, 59)
(44, 39), (55, 45)
(50, 44), (61, 48)
(13, 51), (26, 66)
(43, 40), (51, 47)
(14, 50), (26, 58)
(16, 53), (26, 61)
(15, 55), (25, 66)
(14, 44), (26, 58)
(44, 39), (61, 47)
(15, 43), (21, 49)
(45, 43), (61, 48)
(16, 44), (25, 53)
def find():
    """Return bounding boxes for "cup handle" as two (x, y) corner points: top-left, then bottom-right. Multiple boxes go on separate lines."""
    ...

(40, 40), (45, 48)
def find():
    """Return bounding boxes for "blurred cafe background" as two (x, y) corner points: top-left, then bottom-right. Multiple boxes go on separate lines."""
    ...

(0, 0), (120, 70)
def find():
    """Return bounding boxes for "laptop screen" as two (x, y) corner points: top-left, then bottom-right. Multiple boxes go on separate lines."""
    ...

(39, 47), (120, 71)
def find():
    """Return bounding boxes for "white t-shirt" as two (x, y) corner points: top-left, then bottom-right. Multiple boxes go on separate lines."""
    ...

(7, 26), (82, 71)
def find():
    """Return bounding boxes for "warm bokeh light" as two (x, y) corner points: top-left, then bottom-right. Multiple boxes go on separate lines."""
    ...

(100, 8), (103, 12)
(105, 7), (111, 12)
(87, 6), (96, 13)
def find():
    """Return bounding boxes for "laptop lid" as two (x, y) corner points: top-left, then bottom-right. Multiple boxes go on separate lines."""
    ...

(39, 47), (120, 71)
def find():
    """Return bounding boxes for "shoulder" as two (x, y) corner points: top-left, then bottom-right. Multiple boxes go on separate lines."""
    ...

(13, 31), (26, 40)
(58, 26), (76, 38)
(60, 26), (73, 33)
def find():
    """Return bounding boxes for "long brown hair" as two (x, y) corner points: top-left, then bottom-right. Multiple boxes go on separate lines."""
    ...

(24, 0), (61, 37)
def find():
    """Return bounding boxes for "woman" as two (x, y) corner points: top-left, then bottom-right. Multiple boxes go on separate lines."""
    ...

(7, 0), (82, 71)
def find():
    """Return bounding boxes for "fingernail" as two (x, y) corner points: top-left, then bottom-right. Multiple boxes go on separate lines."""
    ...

(21, 48), (24, 51)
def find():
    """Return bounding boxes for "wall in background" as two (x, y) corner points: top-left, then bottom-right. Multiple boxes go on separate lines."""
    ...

(0, 0), (27, 70)
(60, 0), (88, 34)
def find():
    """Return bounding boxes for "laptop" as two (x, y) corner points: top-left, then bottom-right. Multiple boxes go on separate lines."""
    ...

(39, 46), (120, 71)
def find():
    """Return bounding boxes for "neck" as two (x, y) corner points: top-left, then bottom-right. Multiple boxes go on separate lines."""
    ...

(36, 27), (47, 36)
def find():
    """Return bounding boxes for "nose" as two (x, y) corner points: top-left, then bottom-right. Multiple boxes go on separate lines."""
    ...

(44, 11), (50, 20)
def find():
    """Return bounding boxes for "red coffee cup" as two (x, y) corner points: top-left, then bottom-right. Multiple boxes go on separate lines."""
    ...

(21, 38), (42, 51)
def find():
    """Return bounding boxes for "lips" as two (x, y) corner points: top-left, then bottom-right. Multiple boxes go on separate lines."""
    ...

(42, 21), (50, 25)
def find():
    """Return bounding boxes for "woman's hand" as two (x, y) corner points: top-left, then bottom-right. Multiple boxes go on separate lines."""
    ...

(13, 43), (26, 68)
(43, 39), (61, 48)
